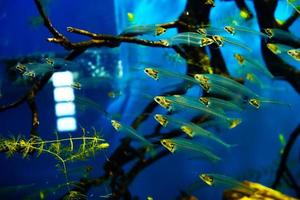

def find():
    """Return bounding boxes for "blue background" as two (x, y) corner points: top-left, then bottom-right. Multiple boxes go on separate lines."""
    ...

(0, 0), (299, 199)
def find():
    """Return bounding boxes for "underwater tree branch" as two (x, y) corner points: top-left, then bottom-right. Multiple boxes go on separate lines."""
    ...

(272, 124), (300, 190)
(234, 0), (253, 20)
(26, 95), (39, 137)
(279, 11), (300, 30)
(253, 0), (300, 94)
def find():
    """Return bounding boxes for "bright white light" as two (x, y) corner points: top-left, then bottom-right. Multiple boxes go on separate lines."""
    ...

(117, 60), (123, 78)
(57, 117), (77, 132)
(55, 102), (76, 117)
(53, 87), (75, 102)
(52, 71), (73, 87)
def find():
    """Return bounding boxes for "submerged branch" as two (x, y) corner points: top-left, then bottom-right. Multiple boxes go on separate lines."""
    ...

(272, 124), (300, 190)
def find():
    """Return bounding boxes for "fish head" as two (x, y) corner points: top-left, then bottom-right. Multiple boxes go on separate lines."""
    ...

(199, 97), (209, 106)
(229, 119), (242, 129)
(224, 26), (235, 35)
(233, 53), (244, 65)
(160, 139), (176, 153)
(154, 96), (171, 110)
(287, 49), (300, 61)
(266, 43), (280, 54)
(200, 37), (214, 47)
(194, 74), (210, 91)
(249, 98), (260, 109)
(45, 58), (55, 66)
(144, 68), (159, 80)
(154, 114), (168, 127)
(212, 35), (224, 47)
(181, 125), (194, 137)
(111, 120), (121, 131)
(264, 28), (273, 38)
(197, 28), (207, 35)
(199, 174), (214, 186)
(156, 27), (166, 36)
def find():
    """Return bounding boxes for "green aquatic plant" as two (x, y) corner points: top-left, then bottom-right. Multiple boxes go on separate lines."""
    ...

(0, 128), (109, 190)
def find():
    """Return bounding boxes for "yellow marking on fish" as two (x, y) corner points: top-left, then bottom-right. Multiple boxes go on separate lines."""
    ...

(160, 139), (176, 153)
(197, 28), (207, 35)
(234, 53), (245, 65)
(200, 37), (215, 47)
(154, 114), (168, 126)
(199, 97), (209, 106)
(249, 98), (260, 109)
(200, 174), (214, 186)
(246, 73), (255, 81)
(267, 43), (281, 54)
(194, 74), (210, 91)
(224, 26), (235, 35)
(212, 35), (224, 47)
(154, 96), (172, 110)
(144, 68), (159, 80)
(45, 57), (54, 66)
(264, 28), (274, 38)
(111, 120), (122, 131)
(16, 63), (27, 74)
(181, 125), (194, 137)
(229, 119), (242, 129)
(155, 27), (166, 36)
(287, 49), (300, 61)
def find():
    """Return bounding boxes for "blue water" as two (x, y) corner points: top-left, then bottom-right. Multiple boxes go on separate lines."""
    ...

(0, 0), (299, 199)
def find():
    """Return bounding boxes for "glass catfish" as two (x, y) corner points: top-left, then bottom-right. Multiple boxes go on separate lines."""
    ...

(165, 32), (215, 47)
(120, 24), (166, 37)
(154, 114), (234, 148)
(154, 95), (242, 128)
(199, 173), (255, 194)
(160, 138), (221, 162)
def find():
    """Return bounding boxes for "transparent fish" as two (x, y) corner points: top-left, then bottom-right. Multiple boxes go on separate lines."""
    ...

(266, 43), (300, 67)
(199, 25), (267, 39)
(199, 173), (254, 194)
(247, 98), (291, 109)
(244, 73), (267, 88)
(199, 97), (244, 112)
(287, 48), (300, 61)
(233, 53), (274, 78)
(121, 25), (166, 37)
(194, 74), (258, 99)
(166, 32), (214, 47)
(111, 120), (152, 147)
(224, 25), (268, 38)
(266, 43), (291, 55)
(154, 95), (242, 128)
(15, 63), (27, 74)
(154, 114), (233, 148)
(44, 57), (79, 71)
(160, 138), (221, 162)
(143, 66), (198, 86)
(194, 74), (286, 109)
(264, 28), (300, 42)
(211, 35), (252, 52)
